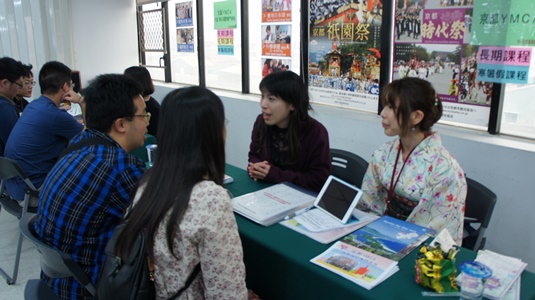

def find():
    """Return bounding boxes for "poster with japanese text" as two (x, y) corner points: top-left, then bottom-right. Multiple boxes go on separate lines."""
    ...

(471, 0), (535, 47)
(261, 0), (293, 78)
(393, 0), (491, 128)
(308, 0), (383, 112)
(214, 0), (237, 29)
(476, 47), (534, 84)
(218, 29), (234, 55)
(176, 1), (194, 52)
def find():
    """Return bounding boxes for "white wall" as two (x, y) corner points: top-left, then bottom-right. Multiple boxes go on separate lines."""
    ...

(70, 0), (139, 87)
(71, 1), (535, 272)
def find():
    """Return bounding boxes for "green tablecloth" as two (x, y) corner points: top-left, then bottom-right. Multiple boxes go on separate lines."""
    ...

(225, 164), (535, 300)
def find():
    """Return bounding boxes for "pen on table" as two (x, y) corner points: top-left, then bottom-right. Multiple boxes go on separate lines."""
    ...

(283, 206), (312, 220)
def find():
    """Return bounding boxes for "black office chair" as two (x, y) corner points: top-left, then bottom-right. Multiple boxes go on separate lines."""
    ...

(462, 177), (497, 251)
(330, 149), (369, 188)
(19, 214), (96, 297)
(0, 157), (39, 284)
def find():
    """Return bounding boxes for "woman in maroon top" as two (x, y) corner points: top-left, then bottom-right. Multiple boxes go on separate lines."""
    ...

(247, 71), (331, 192)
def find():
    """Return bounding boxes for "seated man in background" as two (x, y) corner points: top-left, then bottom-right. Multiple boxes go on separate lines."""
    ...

(0, 57), (26, 156)
(13, 63), (34, 114)
(4, 61), (84, 205)
(34, 74), (148, 299)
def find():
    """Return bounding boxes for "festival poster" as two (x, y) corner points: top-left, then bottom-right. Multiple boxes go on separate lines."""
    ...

(262, 0), (292, 23)
(308, 0), (383, 112)
(218, 29), (234, 56)
(261, 24), (292, 57)
(176, 1), (193, 27)
(393, 0), (491, 128)
(471, 0), (535, 47)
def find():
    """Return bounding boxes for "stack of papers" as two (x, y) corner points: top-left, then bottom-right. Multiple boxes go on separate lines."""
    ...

(232, 183), (316, 226)
(310, 241), (399, 290)
(457, 250), (527, 300)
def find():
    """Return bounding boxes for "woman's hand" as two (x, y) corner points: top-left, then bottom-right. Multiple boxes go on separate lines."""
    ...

(247, 161), (271, 181)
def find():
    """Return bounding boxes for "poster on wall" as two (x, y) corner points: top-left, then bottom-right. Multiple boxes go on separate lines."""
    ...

(214, 0), (237, 29)
(261, 0), (293, 78)
(218, 29), (234, 55)
(392, 0), (491, 128)
(176, 1), (194, 52)
(308, 0), (383, 112)
(471, 0), (535, 47)
(476, 47), (533, 84)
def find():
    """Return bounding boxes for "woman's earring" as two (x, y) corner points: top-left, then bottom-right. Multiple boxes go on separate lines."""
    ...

(411, 127), (415, 132)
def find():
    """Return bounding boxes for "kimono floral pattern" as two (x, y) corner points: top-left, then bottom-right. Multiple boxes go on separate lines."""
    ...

(137, 181), (248, 300)
(359, 133), (467, 245)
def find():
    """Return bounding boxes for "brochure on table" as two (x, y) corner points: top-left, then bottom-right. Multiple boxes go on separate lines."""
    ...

(341, 216), (434, 262)
(232, 182), (316, 226)
(280, 209), (379, 244)
(456, 249), (527, 300)
(310, 241), (399, 290)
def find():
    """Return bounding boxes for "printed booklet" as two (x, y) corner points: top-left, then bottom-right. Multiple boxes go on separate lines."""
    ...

(341, 216), (434, 261)
(232, 182), (316, 226)
(310, 241), (399, 290)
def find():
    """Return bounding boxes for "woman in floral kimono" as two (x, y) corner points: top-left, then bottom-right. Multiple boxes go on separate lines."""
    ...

(359, 77), (467, 245)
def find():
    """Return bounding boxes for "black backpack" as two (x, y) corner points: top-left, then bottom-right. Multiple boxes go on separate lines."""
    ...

(96, 223), (201, 300)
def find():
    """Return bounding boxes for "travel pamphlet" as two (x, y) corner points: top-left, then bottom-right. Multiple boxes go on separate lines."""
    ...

(232, 182), (316, 226)
(341, 216), (434, 262)
(280, 209), (379, 244)
(310, 241), (399, 290)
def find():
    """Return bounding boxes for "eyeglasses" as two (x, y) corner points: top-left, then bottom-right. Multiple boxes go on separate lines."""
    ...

(23, 81), (36, 86)
(11, 81), (23, 88)
(133, 112), (151, 122)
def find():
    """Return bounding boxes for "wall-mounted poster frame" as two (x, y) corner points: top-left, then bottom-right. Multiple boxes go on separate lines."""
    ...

(390, 0), (503, 131)
(306, 0), (388, 112)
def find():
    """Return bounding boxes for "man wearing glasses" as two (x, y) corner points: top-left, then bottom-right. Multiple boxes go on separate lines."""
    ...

(33, 74), (148, 299)
(0, 57), (26, 156)
(13, 64), (35, 114)
(4, 61), (84, 207)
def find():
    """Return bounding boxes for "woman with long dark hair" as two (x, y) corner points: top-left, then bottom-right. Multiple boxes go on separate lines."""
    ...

(247, 71), (331, 192)
(116, 87), (250, 299)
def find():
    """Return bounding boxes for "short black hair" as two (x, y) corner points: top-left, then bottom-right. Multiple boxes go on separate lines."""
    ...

(83, 74), (143, 133)
(38, 61), (72, 94)
(124, 66), (155, 97)
(22, 64), (33, 77)
(0, 57), (26, 82)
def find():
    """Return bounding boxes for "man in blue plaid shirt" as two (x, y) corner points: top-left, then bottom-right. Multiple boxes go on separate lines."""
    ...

(34, 74), (149, 299)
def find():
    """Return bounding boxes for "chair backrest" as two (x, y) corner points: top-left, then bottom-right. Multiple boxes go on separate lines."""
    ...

(462, 177), (497, 251)
(0, 157), (39, 218)
(330, 149), (369, 188)
(19, 214), (96, 296)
